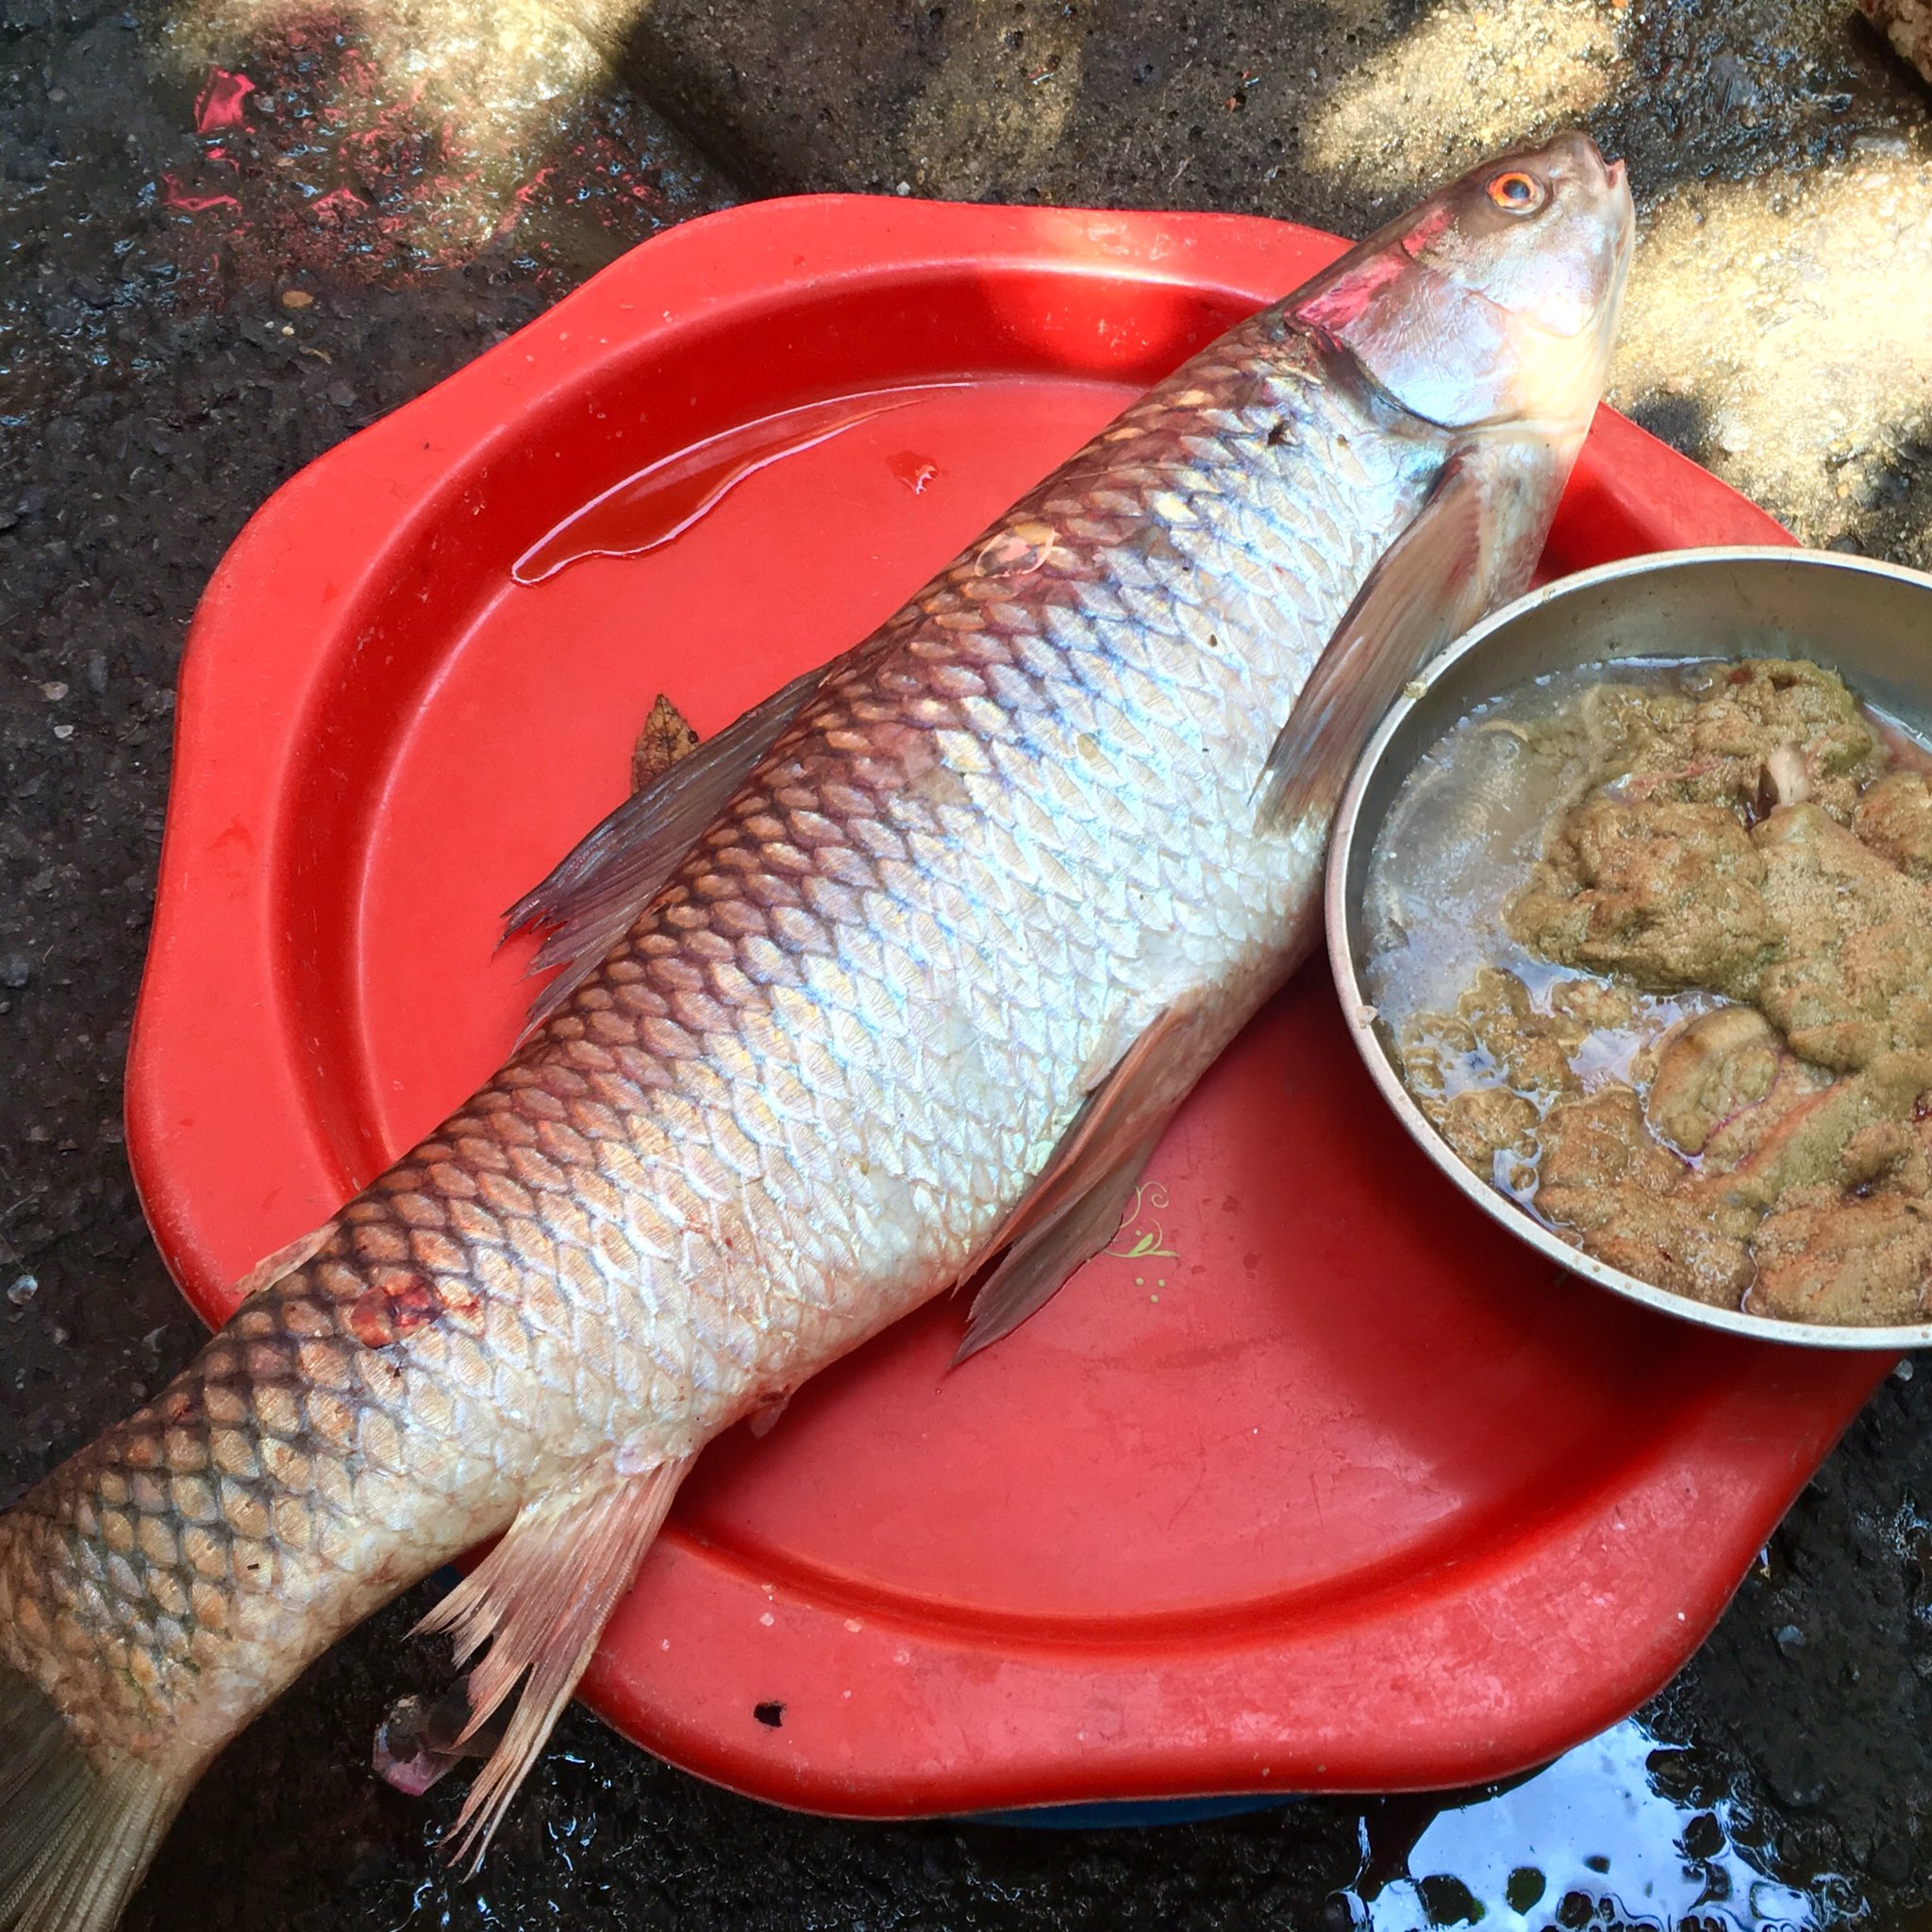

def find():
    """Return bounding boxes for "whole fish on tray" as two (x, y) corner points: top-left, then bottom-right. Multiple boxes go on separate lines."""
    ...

(0, 135), (1632, 1932)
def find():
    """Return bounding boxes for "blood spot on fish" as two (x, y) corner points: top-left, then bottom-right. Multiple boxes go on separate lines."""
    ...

(162, 1389), (203, 1425)
(753, 1701), (786, 1728)
(347, 1274), (441, 1349)
(438, 1285), (485, 1332)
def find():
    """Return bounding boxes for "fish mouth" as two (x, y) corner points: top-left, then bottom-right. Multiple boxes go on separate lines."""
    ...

(1545, 129), (1623, 188)
(1579, 140), (1631, 212)
(1592, 147), (1637, 261)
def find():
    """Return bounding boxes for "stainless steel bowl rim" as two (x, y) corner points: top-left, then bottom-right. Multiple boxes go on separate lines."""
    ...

(1324, 544), (1932, 1353)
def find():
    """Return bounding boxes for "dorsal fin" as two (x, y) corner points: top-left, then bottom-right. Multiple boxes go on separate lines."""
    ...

(502, 663), (827, 1038)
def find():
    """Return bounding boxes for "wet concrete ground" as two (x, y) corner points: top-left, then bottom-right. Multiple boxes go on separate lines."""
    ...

(7, 1), (1932, 1926)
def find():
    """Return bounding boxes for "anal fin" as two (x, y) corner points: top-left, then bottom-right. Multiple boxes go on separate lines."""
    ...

(955, 1005), (1198, 1363)
(413, 1456), (691, 1870)
(1255, 449), (1487, 832)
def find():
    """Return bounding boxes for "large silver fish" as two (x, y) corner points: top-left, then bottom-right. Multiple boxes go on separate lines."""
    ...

(1, 134), (1631, 1932)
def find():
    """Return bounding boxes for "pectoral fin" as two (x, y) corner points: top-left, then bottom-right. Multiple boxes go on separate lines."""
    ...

(413, 1456), (691, 1869)
(1254, 451), (1486, 831)
(954, 1129), (1164, 1364)
(955, 1006), (1197, 1363)
(502, 663), (828, 1038)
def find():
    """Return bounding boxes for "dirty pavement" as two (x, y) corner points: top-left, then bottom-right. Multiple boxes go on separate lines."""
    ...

(7, 2), (1932, 1926)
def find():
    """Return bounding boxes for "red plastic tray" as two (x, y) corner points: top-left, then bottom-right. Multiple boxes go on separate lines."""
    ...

(126, 197), (1892, 1816)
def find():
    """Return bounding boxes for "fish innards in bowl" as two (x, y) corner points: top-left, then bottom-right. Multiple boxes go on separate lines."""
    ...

(1355, 619), (1932, 1333)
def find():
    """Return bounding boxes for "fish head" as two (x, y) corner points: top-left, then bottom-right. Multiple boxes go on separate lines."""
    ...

(1292, 131), (1635, 437)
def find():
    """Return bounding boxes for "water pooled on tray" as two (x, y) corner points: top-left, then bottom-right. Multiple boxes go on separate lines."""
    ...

(511, 383), (970, 583)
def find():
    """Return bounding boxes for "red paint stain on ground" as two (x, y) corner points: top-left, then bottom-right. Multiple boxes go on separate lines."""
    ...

(158, 11), (675, 300)
(194, 67), (257, 132)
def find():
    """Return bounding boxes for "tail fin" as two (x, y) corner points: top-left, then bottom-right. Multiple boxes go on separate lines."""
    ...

(1, 1661), (176, 1932)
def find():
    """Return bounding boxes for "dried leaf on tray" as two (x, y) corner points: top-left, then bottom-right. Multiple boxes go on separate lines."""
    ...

(632, 692), (702, 791)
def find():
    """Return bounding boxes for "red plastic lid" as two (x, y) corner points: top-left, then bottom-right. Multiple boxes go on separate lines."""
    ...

(125, 197), (1890, 1816)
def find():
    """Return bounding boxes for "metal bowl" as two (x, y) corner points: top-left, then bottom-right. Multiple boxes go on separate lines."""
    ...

(1325, 545), (1932, 1350)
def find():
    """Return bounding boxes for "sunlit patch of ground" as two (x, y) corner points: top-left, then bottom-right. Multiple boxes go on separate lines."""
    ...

(1304, 0), (1622, 204)
(149, 0), (1932, 554)
(1611, 142), (1932, 548)
(155, 0), (682, 286)
(1299, 0), (1932, 552)
(899, 0), (1088, 197)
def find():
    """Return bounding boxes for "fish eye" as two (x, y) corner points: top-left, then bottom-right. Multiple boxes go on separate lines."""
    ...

(1487, 170), (1546, 215)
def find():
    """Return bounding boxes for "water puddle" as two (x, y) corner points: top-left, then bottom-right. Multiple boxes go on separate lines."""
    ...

(1341, 1715), (1863, 1930)
(510, 383), (968, 583)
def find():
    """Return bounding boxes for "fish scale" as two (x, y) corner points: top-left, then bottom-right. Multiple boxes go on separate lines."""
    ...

(2, 133), (1633, 1932)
